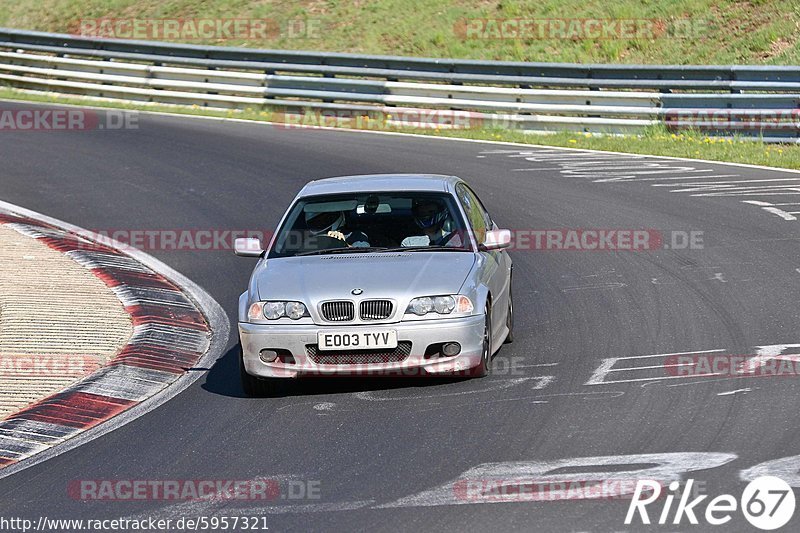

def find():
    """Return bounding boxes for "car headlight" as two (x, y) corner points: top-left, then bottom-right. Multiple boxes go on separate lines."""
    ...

(406, 295), (473, 316)
(409, 296), (434, 315)
(263, 301), (286, 319)
(434, 296), (456, 314)
(249, 301), (308, 320)
(285, 301), (307, 320)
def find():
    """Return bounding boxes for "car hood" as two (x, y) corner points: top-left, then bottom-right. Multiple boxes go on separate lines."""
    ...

(255, 252), (476, 302)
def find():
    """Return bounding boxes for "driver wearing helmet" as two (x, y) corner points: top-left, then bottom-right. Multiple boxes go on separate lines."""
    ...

(401, 198), (463, 247)
(305, 209), (369, 247)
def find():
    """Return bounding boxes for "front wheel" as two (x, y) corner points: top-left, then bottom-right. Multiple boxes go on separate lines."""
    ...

(469, 304), (492, 378)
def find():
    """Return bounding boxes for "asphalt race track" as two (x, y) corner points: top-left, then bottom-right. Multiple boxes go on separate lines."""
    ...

(2, 101), (800, 531)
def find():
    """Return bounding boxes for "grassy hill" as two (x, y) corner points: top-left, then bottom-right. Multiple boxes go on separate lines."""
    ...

(0, 0), (798, 65)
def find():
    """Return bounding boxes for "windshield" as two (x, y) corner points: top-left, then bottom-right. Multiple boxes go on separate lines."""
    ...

(268, 191), (473, 258)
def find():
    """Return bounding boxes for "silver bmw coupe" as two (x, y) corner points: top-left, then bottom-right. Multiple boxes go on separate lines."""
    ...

(235, 174), (513, 395)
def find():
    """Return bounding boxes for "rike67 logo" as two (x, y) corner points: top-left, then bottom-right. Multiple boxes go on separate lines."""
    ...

(626, 476), (795, 530)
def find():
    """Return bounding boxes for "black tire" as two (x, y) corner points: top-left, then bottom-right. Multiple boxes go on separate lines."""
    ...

(470, 304), (492, 378)
(504, 282), (514, 344)
(239, 346), (279, 397)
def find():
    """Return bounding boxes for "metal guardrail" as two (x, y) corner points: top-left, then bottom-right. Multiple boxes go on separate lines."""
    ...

(0, 28), (798, 140)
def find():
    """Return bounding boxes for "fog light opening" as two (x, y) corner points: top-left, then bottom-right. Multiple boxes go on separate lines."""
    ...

(442, 342), (461, 357)
(259, 349), (279, 363)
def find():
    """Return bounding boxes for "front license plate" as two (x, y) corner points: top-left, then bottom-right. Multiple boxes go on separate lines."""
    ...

(317, 330), (398, 351)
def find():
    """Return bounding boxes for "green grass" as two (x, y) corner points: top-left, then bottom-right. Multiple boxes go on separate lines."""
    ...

(0, 0), (798, 65)
(3, 87), (799, 170)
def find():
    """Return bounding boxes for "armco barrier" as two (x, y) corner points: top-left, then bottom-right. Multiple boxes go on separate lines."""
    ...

(0, 28), (798, 141)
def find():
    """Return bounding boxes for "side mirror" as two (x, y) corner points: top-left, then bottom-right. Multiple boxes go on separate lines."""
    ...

(481, 229), (511, 251)
(234, 237), (263, 257)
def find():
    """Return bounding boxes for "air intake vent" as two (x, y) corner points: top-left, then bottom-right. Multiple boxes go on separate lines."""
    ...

(320, 301), (354, 321)
(360, 300), (393, 320)
(306, 341), (412, 365)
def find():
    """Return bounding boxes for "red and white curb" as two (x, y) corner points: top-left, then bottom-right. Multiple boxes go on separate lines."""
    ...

(0, 201), (228, 477)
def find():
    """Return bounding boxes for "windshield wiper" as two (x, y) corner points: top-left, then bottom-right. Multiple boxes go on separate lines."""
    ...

(380, 246), (468, 253)
(295, 246), (389, 257)
(295, 245), (469, 256)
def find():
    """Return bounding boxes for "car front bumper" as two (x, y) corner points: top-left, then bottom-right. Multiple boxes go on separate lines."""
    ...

(239, 314), (485, 378)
